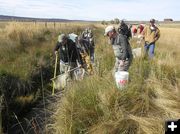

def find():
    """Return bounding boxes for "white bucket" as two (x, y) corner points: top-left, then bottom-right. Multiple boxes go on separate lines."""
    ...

(114, 71), (129, 89)
(74, 68), (85, 81)
(132, 47), (142, 58)
(53, 73), (69, 90)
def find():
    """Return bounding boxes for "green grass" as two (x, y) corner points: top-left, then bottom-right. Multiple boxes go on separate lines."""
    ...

(0, 22), (100, 133)
(50, 26), (180, 134)
(1, 22), (180, 134)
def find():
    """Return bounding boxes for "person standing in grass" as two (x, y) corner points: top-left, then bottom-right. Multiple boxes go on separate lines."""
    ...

(104, 25), (133, 72)
(54, 34), (83, 77)
(76, 37), (93, 74)
(82, 28), (95, 63)
(143, 19), (160, 58)
(138, 24), (145, 34)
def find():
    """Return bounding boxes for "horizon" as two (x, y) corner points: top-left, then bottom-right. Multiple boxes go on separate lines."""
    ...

(0, 14), (179, 22)
(0, 0), (180, 21)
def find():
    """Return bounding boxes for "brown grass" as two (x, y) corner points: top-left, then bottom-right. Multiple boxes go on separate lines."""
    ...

(49, 23), (180, 134)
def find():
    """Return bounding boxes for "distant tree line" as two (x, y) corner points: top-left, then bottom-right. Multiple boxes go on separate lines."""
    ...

(101, 18), (120, 25)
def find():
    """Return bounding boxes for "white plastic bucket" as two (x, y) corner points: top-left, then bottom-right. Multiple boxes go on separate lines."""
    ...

(74, 68), (85, 81)
(53, 73), (69, 90)
(114, 71), (129, 89)
(132, 47), (142, 58)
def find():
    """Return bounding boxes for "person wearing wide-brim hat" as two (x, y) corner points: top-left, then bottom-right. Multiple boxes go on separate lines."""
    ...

(142, 18), (160, 58)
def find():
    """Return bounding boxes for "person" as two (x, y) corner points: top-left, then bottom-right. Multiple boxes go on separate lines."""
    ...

(138, 24), (144, 34)
(142, 18), (160, 58)
(104, 25), (133, 72)
(76, 37), (93, 74)
(135, 24), (145, 45)
(54, 34), (83, 78)
(118, 20), (132, 40)
(82, 28), (95, 63)
(132, 26), (138, 37)
(82, 28), (89, 39)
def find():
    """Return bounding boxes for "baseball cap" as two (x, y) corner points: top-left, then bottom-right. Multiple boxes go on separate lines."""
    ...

(58, 34), (66, 43)
(150, 18), (155, 23)
(104, 25), (115, 36)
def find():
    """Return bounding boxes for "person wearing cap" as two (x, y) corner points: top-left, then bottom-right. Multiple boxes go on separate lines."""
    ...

(104, 25), (133, 72)
(54, 34), (83, 76)
(143, 19), (160, 58)
(82, 28), (95, 63)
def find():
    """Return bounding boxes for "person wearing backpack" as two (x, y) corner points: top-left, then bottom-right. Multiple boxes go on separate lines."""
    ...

(54, 34), (83, 78)
(82, 28), (95, 63)
(142, 19), (160, 58)
(76, 37), (93, 74)
(118, 20), (132, 40)
(104, 25), (133, 72)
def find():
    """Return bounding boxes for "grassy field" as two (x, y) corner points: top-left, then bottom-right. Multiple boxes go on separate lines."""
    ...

(48, 24), (180, 134)
(0, 22), (180, 134)
(0, 21), (97, 133)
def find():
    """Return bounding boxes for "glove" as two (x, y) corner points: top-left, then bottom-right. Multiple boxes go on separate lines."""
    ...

(55, 51), (58, 55)
(60, 60), (65, 65)
(119, 60), (125, 67)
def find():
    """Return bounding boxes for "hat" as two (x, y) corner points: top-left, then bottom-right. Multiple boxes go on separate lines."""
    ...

(104, 25), (115, 36)
(150, 18), (155, 23)
(68, 33), (78, 42)
(58, 34), (66, 43)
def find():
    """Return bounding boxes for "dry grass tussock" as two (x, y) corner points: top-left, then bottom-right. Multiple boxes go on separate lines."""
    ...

(0, 22), (98, 133)
(49, 24), (180, 134)
(0, 22), (96, 79)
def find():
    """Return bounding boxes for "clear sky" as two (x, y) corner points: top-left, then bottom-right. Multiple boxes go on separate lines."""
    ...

(0, 0), (179, 21)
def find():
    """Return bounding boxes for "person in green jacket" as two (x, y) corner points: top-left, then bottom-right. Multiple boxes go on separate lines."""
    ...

(104, 25), (133, 72)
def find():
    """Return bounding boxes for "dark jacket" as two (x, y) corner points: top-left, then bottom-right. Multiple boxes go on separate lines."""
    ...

(112, 34), (133, 61)
(118, 23), (132, 40)
(54, 38), (83, 64)
(78, 39), (90, 54)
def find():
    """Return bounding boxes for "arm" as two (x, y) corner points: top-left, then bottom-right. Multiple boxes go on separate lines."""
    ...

(75, 45), (83, 65)
(70, 42), (83, 65)
(120, 35), (128, 61)
(54, 42), (60, 54)
(142, 26), (147, 39)
(154, 28), (160, 42)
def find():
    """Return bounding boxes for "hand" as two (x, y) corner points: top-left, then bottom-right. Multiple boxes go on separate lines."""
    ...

(78, 64), (82, 68)
(55, 51), (58, 55)
(119, 60), (125, 67)
(154, 37), (158, 42)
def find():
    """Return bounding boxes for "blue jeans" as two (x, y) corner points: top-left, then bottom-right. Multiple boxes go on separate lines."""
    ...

(144, 43), (155, 58)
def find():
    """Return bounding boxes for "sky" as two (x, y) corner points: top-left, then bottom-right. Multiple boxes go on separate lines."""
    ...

(0, 0), (179, 21)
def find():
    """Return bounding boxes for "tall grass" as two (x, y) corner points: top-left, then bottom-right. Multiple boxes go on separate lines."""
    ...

(0, 21), (97, 133)
(1, 22), (180, 133)
(50, 25), (180, 134)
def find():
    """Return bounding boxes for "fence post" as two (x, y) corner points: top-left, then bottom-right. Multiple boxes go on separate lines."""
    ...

(34, 21), (37, 27)
(45, 22), (47, 28)
(54, 22), (56, 29)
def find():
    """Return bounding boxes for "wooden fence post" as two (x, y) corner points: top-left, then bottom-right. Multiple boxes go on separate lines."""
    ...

(45, 22), (47, 28)
(54, 22), (56, 29)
